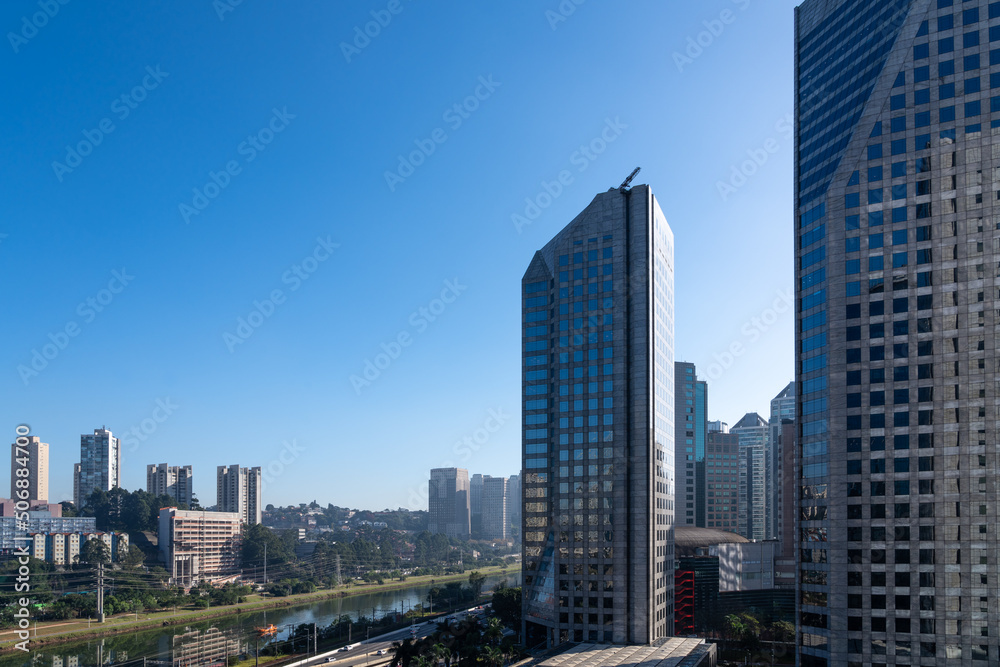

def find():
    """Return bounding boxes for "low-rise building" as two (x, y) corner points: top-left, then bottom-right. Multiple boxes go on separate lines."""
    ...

(158, 508), (242, 586)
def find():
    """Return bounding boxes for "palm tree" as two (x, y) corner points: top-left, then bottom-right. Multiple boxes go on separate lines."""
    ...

(483, 618), (503, 645)
(391, 639), (420, 667)
(431, 643), (451, 667)
(481, 646), (503, 667)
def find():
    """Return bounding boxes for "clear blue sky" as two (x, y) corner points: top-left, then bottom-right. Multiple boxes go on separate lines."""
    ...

(2, 0), (798, 510)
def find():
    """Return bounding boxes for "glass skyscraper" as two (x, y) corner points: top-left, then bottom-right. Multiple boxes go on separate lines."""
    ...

(796, 1), (1000, 664)
(676, 362), (708, 528)
(521, 183), (675, 646)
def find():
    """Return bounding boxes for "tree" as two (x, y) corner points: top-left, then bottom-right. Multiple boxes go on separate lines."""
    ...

(467, 571), (486, 597)
(123, 544), (145, 568)
(78, 538), (111, 565)
(491, 586), (521, 630)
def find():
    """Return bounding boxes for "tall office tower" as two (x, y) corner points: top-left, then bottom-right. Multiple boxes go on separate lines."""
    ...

(774, 418), (797, 591)
(507, 473), (521, 539)
(427, 468), (470, 538)
(216, 465), (261, 525)
(74, 428), (121, 508)
(521, 183), (675, 646)
(470, 473), (484, 537)
(730, 413), (768, 541)
(10, 436), (49, 503)
(147, 463), (194, 507)
(767, 383), (796, 540)
(482, 476), (508, 540)
(675, 362), (708, 527)
(795, 1), (1000, 664)
(705, 430), (740, 531)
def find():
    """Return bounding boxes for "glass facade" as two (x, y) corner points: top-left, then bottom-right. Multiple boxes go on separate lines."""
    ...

(796, 1), (1000, 665)
(521, 185), (674, 646)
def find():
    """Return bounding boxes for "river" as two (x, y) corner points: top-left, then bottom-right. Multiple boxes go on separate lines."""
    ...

(0, 573), (517, 667)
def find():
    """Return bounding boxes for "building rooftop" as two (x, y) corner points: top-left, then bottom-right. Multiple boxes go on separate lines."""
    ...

(674, 527), (749, 556)
(530, 640), (715, 667)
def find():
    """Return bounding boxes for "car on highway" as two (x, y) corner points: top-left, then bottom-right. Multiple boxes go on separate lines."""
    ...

(325, 658), (336, 663)
(376, 649), (386, 656)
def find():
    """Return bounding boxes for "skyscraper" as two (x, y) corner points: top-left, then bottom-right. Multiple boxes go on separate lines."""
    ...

(675, 362), (708, 527)
(481, 475), (508, 541)
(730, 413), (768, 541)
(767, 382), (795, 541)
(74, 427), (121, 508)
(795, 1), (1000, 664)
(147, 463), (194, 507)
(521, 183), (675, 646)
(427, 468), (470, 539)
(705, 430), (740, 531)
(507, 473), (521, 541)
(470, 473), (484, 537)
(10, 435), (49, 504)
(216, 465), (261, 525)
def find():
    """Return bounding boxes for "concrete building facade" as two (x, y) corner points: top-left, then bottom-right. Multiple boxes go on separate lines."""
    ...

(705, 431), (741, 531)
(675, 362), (708, 527)
(216, 465), (261, 525)
(10, 436), (48, 504)
(481, 475), (508, 541)
(730, 413), (768, 541)
(158, 508), (242, 586)
(147, 463), (194, 507)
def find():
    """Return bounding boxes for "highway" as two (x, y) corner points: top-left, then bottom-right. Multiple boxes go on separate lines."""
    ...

(287, 609), (486, 667)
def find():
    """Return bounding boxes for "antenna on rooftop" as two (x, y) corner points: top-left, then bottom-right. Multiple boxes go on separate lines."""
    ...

(618, 167), (641, 192)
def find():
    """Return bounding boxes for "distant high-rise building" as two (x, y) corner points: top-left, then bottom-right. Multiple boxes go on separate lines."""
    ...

(773, 419), (796, 591)
(730, 413), (767, 541)
(506, 473), (521, 541)
(766, 382), (795, 540)
(147, 463), (194, 507)
(521, 183), (675, 646)
(470, 473), (484, 537)
(675, 362), (708, 527)
(427, 468), (470, 539)
(705, 430), (740, 531)
(216, 465), (261, 525)
(74, 428), (121, 508)
(481, 476), (508, 541)
(795, 1), (1000, 663)
(10, 435), (49, 503)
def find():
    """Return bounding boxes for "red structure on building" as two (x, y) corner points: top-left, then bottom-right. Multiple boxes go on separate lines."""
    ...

(674, 569), (695, 636)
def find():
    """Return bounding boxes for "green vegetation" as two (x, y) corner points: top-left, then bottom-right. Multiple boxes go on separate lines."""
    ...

(389, 616), (524, 667)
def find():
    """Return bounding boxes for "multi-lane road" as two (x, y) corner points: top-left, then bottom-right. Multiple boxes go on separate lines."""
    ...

(288, 607), (488, 667)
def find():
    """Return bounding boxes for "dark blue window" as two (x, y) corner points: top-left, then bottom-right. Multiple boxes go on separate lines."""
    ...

(891, 94), (906, 110)
(938, 14), (954, 30)
(915, 111), (931, 127)
(869, 256), (884, 271)
(991, 72), (1000, 88)
(846, 237), (860, 253)
(892, 161), (906, 178)
(940, 106), (956, 122)
(937, 0), (953, 8)
(992, 2), (1000, 19)
(966, 53), (982, 70)
(965, 7), (980, 24)
(846, 215), (860, 230)
(891, 139), (907, 155)
(966, 100), (981, 117)
(869, 233), (884, 249)
(870, 121), (882, 137)
(915, 88), (931, 104)
(992, 96), (1000, 113)
(868, 166), (883, 182)
(869, 188), (883, 204)
(991, 48), (1000, 65)
(892, 184), (907, 200)
(938, 37), (954, 54)
(917, 20), (929, 37)
(914, 66), (930, 83)
(966, 77), (981, 94)
(891, 117), (906, 133)
(991, 25), (1000, 42)
(847, 171), (860, 186)
(869, 211), (883, 226)
(892, 207), (907, 223)
(893, 230), (908, 245)
(939, 59), (955, 76)
(868, 145), (883, 160)
(893, 72), (905, 87)
(846, 193), (860, 208)
(914, 43), (930, 59)
(893, 252), (908, 268)
(940, 82), (956, 99)
(964, 31), (980, 49)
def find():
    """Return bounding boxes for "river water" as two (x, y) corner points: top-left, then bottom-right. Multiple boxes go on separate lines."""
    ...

(0, 573), (517, 667)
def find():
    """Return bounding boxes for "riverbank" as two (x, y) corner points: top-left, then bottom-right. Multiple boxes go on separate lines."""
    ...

(0, 565), (519, 652)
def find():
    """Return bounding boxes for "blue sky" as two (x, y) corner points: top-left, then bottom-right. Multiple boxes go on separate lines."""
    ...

(2, 0), (798, 510)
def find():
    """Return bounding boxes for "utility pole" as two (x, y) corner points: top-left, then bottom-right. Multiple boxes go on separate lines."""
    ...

(313, 622), (318, 655)
(96, 562), (105, 623)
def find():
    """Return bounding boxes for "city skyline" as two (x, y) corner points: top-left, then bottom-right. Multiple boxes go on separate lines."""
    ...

(3, 2), (798, 510)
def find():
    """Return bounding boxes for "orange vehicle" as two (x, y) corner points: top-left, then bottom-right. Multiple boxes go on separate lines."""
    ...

(256, 624), (277, 636)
